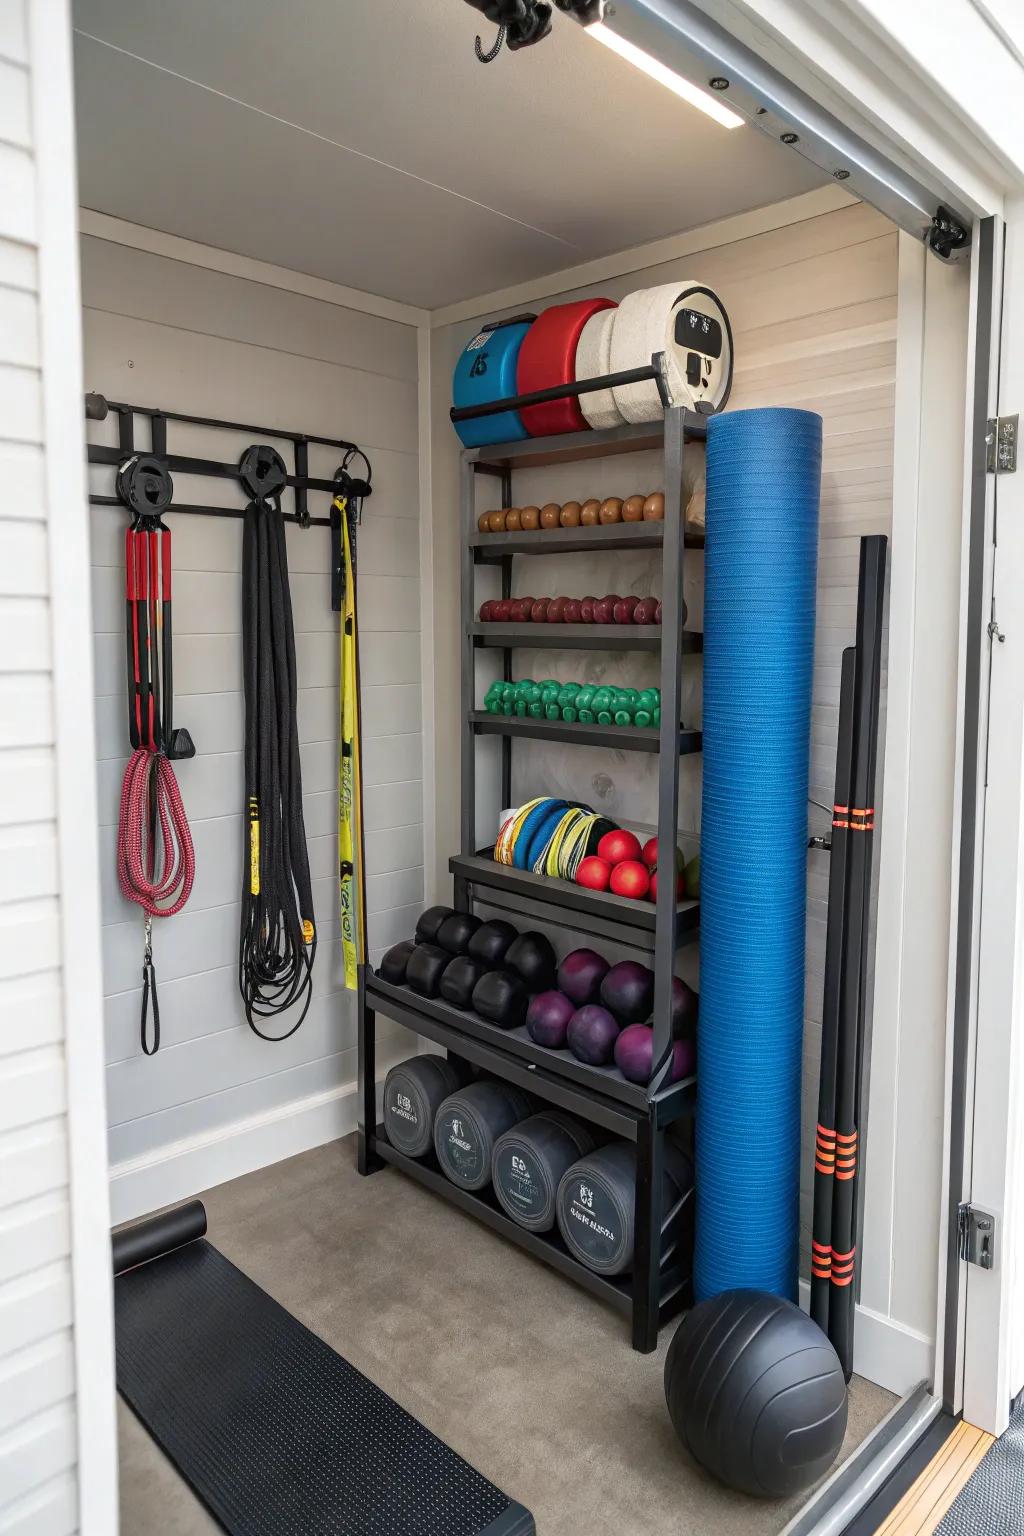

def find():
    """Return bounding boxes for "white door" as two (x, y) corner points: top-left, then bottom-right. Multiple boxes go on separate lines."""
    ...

(959, 196), (1024, 1435)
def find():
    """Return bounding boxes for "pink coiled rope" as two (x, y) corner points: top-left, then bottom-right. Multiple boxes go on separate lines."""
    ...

(118, 747), (195, 1056)
(117, 748), (195, 916)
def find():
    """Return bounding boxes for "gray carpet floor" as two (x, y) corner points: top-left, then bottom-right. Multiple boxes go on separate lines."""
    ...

(936, 1405), (1024, 1533)
(117, 1135), (896, 1535)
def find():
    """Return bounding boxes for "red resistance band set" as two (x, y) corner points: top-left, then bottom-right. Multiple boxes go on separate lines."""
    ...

(117, 508), (196, 1056)
(809, 536), (887, 1381)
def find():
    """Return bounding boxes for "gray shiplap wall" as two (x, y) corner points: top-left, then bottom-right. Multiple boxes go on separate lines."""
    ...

(0, 11), (80, 1533)
(434, 200), (897, 1283)
(82, 237), (422, 1195)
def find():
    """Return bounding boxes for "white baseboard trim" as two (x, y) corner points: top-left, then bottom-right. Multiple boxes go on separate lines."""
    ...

(797, 1279), (934, 1397)
(109, 1076), (386, 1227)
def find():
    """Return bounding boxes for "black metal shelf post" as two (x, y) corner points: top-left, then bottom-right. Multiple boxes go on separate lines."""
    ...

(358, 369), (705, 1352)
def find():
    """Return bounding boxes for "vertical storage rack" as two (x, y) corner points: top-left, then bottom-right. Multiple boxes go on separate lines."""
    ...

(360, 372), (705, 1352)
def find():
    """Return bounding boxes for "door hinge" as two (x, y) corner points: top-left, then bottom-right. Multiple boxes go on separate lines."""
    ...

(987, 415), (1018, 475)
(958, 1202), (997, 1269)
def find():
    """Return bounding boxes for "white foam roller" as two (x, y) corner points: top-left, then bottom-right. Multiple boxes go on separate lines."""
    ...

(610, 280), (732, 424)
(575, 308), (623, 431)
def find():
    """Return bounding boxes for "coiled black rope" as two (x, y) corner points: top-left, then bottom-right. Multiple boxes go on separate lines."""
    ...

(238, 496), (317, 1039)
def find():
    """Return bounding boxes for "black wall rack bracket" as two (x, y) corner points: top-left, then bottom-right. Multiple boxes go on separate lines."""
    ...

(83, 393), (372, 532)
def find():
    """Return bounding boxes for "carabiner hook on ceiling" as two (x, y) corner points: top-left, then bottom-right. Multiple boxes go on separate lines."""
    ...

(475, 20), (506, 60)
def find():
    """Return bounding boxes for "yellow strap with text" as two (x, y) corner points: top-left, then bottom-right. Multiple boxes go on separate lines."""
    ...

(337, 498), (365, 989)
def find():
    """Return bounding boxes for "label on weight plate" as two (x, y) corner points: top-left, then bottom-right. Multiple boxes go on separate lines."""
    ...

(439, 1114), (484, 1185)
(384, 1082), (422, 1151)
(563, 1178), (622, 1268)
(495, 1147), (544, 1219)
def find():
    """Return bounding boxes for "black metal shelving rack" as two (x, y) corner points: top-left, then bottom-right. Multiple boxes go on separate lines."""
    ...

(359, 362), (705, 1352)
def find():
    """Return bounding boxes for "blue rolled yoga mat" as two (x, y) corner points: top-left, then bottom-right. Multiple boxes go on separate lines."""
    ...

(694, 407), (822, 1303)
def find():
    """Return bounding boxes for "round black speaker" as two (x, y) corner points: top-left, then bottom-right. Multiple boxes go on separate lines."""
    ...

(663, 1290), (848, 1497)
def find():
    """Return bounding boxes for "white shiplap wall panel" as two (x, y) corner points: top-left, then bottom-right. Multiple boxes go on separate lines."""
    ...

(0, 3), (28, 64)
(82, 235), (422, 1191)
(0, 1335), (75, 1436)
(437, 201), (897, 1283)
(0, 749), (55, 826)
(0, 519), (49, 591)
(0, 145), (35, 246)
(0, 595), (51, 671)
(0, 1473), (77, 1536)
(0, 1403), (77, 1511)
(0, 1262), (73, 1361)
(3, 1122), (71, 1208)
(0, 1196), (71, 1283)
(0, 237), (37, 295)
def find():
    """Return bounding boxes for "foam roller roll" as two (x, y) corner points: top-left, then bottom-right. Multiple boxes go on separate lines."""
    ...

(575, 307), (624, 431)
(610, 281), (732, 423)
(694, 407), (822, 1305)
(517, 299), (616, 437)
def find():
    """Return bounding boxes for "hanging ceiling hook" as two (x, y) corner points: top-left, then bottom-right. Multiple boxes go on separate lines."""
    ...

(475, 20), (506, 60)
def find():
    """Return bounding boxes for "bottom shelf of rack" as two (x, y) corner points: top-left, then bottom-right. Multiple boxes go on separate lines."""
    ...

(369, 1124), (690, 1327)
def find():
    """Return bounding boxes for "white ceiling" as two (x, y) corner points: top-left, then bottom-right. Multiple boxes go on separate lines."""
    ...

(71, 0), (825, 310)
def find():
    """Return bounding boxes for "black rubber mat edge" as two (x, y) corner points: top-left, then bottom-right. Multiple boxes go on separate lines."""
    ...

(480, 1506), (536, 1536)
(116, 1236), (535, 1536)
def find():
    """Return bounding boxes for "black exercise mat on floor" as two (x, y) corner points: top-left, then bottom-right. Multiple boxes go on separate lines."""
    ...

(115, 1239), (534, 1536)
(936, 1404), (1024, 1535)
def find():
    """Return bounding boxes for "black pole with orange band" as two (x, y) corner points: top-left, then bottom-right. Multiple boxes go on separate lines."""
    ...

(810, 644), (857, 1328)
(827, 535), (887, 1380)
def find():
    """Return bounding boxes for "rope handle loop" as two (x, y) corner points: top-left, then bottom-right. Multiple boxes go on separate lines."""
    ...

(140, 942), (161, 1057)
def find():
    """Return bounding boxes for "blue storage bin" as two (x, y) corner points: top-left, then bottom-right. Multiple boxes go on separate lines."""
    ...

(452, 315), (534, 447)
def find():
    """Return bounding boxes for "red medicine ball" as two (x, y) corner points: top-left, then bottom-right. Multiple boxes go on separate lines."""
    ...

(517, 298), (617, 437)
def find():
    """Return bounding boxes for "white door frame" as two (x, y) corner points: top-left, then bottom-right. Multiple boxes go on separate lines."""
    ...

(29, 0), (119, 1524)
(36, 0), (1022, 1490)
(954, 198), (1024, 1435)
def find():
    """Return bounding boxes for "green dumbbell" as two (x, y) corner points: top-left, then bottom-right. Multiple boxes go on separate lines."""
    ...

(592, 687), (612, 715)
(575, 685), (595, 712)
(528, 701), (544, 719)
(578, 708), (595, 724)
(614, 709), (633, 727)
(562, 706), (578, 723)
(635, 709), (653, 728)
(540, 680), (560, 708)
(545, 703), (561, 721)
(558, 683), (579, 710)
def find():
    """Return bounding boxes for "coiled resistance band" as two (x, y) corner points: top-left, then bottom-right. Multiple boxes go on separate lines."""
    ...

(238, 497), (317, 1039)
